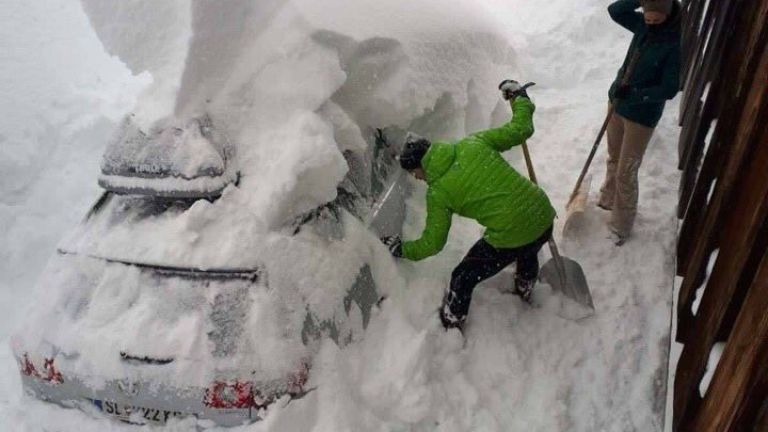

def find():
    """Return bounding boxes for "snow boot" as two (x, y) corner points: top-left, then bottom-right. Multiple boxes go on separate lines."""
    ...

(607, 226), (628, 246)
(513, 277), (535, 304)
(439, 292), (466, 332)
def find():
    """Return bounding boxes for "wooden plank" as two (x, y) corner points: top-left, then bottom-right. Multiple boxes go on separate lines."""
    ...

(753, 399), (768, 432)
(682, 0), (714, 95)
(679, 0), (760, 178)
(679, 0), (727, 124)
(680, 0), (710, 92)
(676, 0), (768, 271)
(734, 338), (768, 432)
(675, 2), (768, 325)
(677, 99), (715, 219)
(686, 243), (768, 431)
(679, 1), (732, 168)
(680, 0), (717, 100)
(733, 0), (768, 94)
(678, 97), (705, 171)
(717, 213), (768, 343)
(678, 0), (712, 150)
(676, 59), (743, 270)
(673, 42), (768, 430)
(676, 158), (768, 429)
(677, 51), (767, 326)
(675, 111), (728, 289)
(678, 2), (715, 136)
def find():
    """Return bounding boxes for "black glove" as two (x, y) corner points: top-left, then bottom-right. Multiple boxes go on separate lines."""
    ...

(374, 128), (387, 147)
(499, 80), (534, 101)
(613, 84), (634, 100)
(380, 236), (403, 258)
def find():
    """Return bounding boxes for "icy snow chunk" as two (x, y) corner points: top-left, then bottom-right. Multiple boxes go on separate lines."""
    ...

(317, 101), (367, 154)
(240, 112), (348, 228)
(175, 0), (291, 115)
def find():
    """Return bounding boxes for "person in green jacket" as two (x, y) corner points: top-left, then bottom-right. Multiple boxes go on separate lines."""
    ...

(600, 0), (681, 244)
(381, 81), (556, 330)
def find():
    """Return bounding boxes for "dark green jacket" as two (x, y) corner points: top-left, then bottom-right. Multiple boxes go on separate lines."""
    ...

(608, 0), (681, 128)
(401, 98), (556, 261)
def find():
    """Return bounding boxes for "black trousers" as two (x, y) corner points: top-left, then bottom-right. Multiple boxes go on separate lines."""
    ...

(445, 226), (553, 321)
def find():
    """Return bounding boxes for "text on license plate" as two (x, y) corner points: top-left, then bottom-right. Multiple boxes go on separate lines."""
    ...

(93, 399), (185, 425)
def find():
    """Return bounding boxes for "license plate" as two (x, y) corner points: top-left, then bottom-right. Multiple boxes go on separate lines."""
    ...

(92, 399), (185, 425)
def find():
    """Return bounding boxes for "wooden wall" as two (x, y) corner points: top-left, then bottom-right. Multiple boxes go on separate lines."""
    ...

(673, 0), (768, 430)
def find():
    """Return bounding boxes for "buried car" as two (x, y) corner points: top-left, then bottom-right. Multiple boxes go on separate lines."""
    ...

(11, 114), (410, 427)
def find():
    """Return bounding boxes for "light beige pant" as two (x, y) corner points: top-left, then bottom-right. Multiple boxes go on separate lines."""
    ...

(598, 107), (655, 238)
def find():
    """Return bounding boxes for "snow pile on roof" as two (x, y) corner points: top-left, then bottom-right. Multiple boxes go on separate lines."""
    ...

(58, 0), (521, 269)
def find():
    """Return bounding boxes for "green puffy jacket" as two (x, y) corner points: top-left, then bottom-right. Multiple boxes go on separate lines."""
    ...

(401, 98), (556, 261)
(608, 0), (681, 128)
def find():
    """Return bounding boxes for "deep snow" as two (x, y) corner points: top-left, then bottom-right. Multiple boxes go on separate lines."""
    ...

(0, 0), (679, 430)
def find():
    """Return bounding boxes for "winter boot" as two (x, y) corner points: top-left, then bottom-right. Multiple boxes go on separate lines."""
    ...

(607, 224), (628, 246)
(513, 277), (535, 304)
(597, 196), (613, 211)
(439, 291), (466, 331)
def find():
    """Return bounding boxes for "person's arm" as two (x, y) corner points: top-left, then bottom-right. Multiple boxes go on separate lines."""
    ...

(401, 189), (452, 261)
(629, 45), (681, 104)
(608, 0), (644, 33)
(471, 97), (535, 153)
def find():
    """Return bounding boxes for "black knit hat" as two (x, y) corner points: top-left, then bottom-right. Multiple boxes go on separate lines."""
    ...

(641, 0), (673, 15)
(399, 134), (431, 171)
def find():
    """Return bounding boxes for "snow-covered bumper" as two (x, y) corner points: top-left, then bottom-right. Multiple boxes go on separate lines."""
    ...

(14, 352), (309, 427)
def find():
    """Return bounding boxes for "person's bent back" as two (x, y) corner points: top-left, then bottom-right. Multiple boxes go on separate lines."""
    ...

(381, 85), (556, 330)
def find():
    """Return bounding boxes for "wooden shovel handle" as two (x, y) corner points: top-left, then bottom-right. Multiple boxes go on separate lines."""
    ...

(509, 100), (568, 288)
(567, 104), (615, 205)
(506, 100), (539, 185)
(567, 47), (642, 206)
(522, 141), (538, 185)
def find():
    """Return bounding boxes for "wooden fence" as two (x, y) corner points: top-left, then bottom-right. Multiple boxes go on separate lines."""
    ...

(673, 0), (768, 430)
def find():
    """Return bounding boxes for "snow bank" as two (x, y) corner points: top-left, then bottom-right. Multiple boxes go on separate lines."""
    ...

(0, 0), (145, 333)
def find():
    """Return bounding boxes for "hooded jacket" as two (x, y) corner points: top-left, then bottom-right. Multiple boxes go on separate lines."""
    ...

(608, 0), (682, 128)
(401, 98), (556, 261)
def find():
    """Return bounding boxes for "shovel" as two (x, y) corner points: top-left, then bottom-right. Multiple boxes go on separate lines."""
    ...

(563, 49), (642, 236)
(512, 96), (596, 316)
(561, 106), (613, 236)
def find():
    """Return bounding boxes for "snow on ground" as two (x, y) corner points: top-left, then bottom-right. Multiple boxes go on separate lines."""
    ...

(0, 0), (678, 430)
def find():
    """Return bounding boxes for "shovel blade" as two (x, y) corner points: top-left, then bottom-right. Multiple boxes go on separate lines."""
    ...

(540, 255), (595, 313)
(563, 175), (592, 237)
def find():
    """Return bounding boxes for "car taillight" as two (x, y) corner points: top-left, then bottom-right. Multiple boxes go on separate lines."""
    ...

(21, 353), (37, 376)
(19, 353), (64, 384)
(203, 381), (254, 409)
(287, 362), (309, 396)
(203, 361), (311, 410)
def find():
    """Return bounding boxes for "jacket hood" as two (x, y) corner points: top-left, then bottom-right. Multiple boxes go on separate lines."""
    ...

(422, 142), (455, 184)
(647, 0), (682, 38)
